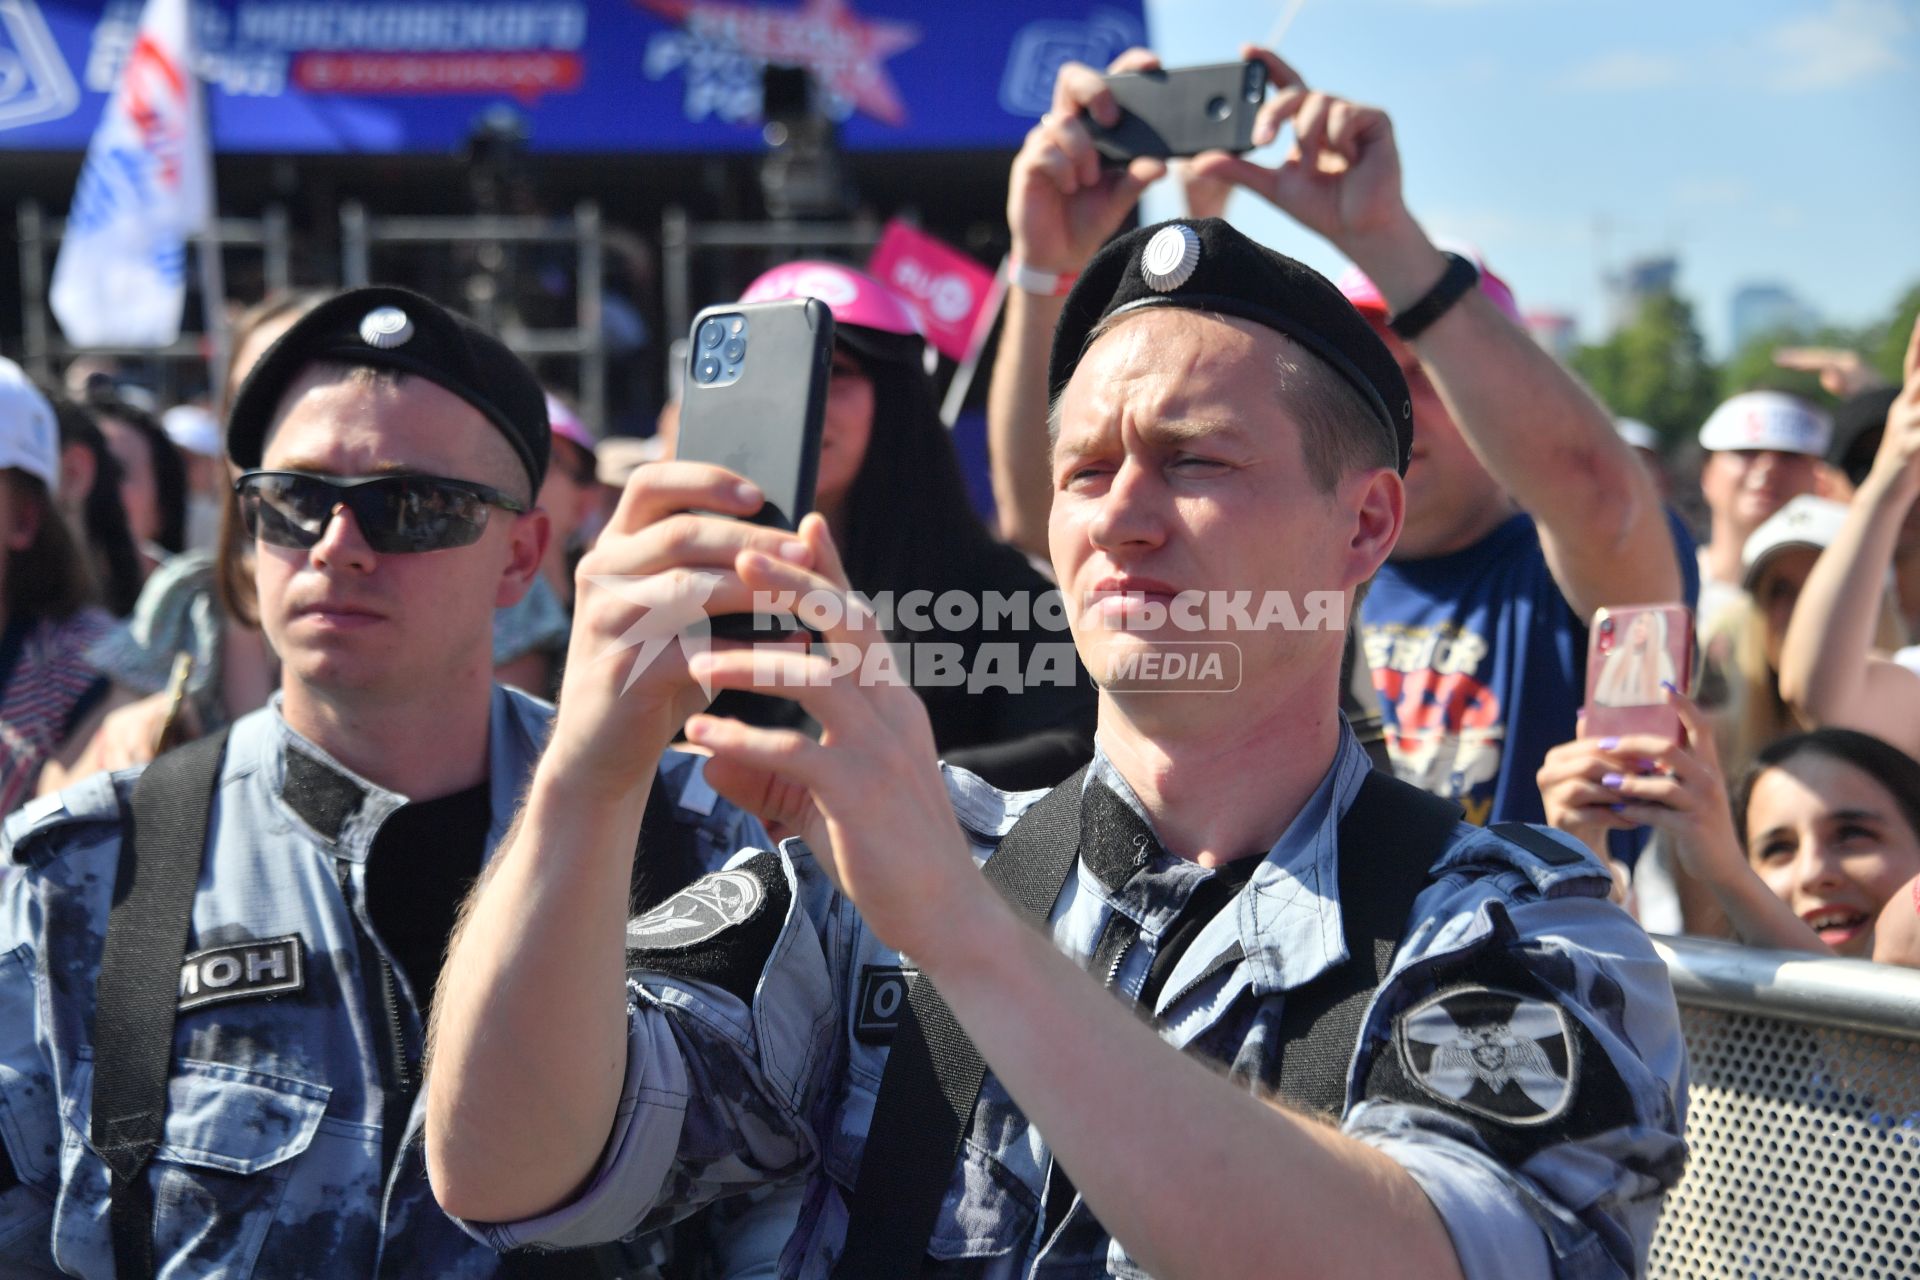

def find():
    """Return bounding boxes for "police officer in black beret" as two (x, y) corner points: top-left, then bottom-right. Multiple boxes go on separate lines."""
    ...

(431, 217), (1688, 1278)
(0, 285), (768, 1277)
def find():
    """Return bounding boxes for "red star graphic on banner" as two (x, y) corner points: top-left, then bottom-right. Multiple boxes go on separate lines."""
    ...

(640, 0), (921, 125)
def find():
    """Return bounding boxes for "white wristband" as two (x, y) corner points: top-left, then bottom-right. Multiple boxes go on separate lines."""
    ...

(1008, 259), (1079, 297)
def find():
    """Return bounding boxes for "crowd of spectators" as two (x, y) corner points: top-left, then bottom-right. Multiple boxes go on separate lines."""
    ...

(0, 35), (1915, 1280)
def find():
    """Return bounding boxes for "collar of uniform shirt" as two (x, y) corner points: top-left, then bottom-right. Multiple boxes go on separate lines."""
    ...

(1077, 727), (1368, 998)
(258, 687), (531, 863)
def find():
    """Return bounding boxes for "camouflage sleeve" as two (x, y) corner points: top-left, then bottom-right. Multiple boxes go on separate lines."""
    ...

(0, 863), (62, 1273)
(458, 848), (840, 1253)
(695, 1178), (806, 1278)
(660, 747), (775, 874)
(1343, 893), (1688, 1280)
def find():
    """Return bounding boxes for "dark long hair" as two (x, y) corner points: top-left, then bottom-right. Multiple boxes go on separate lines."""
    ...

(86, 395), (188, 555)
(4, 470), (96, 623)
(834, 343), (1004, 608)
(1734, 728), (1920, 846)
(52, 399), (144, 616)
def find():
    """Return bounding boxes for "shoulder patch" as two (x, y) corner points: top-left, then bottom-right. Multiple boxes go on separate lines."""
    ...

(625, 851), (790, 1005)
(1395, 985), (1575, 1125)
(628, 869), (765, 949)
(1363, 946), (1637, 1166)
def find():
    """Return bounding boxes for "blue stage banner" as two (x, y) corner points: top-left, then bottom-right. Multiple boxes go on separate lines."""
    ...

(0, 0), (1148, 153)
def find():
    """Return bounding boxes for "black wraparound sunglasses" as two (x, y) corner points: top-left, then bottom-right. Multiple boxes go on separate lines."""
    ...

(234, 469), (527, 554)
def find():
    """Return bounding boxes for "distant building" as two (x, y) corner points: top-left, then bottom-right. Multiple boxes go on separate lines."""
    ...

(1525, 311), (1578, 361)
(1623, 257), (1677, 299)
(1731, 283), (1820, 352)
(1607, 255), (1678, 327)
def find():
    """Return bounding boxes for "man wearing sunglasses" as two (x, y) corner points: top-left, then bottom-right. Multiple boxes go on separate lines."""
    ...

(0, 286), (766, 1277)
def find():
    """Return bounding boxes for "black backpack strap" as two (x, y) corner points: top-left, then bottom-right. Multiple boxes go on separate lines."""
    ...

(91, 729), (230, 1280)
(1276, 770), (1462, 1118)
(833, 766), (1089, 1280)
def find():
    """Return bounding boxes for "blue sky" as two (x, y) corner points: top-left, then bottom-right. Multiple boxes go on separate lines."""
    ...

(1137, 0), (1920, 357)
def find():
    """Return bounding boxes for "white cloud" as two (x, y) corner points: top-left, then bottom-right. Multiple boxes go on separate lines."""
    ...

(1760, 0), (1913, 91)
(1558, 2), (1910, 99)
(1560, 50), (1684, 92)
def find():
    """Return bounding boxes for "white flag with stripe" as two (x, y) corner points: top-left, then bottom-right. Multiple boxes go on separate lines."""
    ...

(49, 0), (211, 347)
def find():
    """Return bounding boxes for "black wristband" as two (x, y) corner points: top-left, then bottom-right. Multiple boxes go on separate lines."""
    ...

(1387, 252), (1480, 341)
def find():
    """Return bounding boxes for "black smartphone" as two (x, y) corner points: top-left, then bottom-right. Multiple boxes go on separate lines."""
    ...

(1088, 61), (1268, 163)
(674, 296), (834, 639)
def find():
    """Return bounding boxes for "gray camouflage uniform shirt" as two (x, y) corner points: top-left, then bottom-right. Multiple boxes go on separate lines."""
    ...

(458, 724), (1689, 1279)
(0, 685), (769, 1278)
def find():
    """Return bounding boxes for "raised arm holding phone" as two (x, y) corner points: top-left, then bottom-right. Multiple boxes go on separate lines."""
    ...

(1184, 47), (1678, 620)
(988, 49), (1169, 558)
(992, 46), (1688, 831)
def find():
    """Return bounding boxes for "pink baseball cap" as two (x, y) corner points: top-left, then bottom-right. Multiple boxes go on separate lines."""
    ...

(1337, 242), (1522, 328)
(739, 261), (927, 364)
(544, 392), (596, 456)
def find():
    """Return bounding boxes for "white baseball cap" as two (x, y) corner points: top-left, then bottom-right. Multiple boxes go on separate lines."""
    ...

(162, 404), (222, 459)
(1615, 418), (1660, 452)
(0, 357), (62, 491)
(1699, 391), (1832, 456)
(1741, 495), (1848, 589)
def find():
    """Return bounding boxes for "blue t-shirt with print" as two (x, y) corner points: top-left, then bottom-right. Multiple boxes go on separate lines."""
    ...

(1358, 509), (1698, 838)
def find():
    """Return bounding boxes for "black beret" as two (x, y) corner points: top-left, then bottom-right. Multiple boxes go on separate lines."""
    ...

(1048, 218), (1413, 474)
(227, 285), (549, 494)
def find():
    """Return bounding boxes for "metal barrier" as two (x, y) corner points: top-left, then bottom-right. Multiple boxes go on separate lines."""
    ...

(659, 205), (880, 391)
(1649, 935), (1920, 1279)
(340, 201), (608, 430)
(14, 200), (291, 394)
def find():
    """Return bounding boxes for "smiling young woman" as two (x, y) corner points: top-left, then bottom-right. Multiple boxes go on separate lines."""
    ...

(1542, 690), (1920, 968)
(1734, 729), (1920, 963)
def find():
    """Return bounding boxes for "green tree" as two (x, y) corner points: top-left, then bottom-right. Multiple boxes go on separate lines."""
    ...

(1718, 323), (1866, 406)
(1571, 293), (1720, 445)
(1869, 283), (1920, 384)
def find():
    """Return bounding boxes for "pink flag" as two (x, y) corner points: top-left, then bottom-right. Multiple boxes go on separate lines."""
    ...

(867, 219), (997, 363)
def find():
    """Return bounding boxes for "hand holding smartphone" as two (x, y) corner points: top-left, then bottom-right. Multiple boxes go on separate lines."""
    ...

(673, 297), (835, 638)
(1584, 604), (1695, 744)
(1087, 60), (1268, 163)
